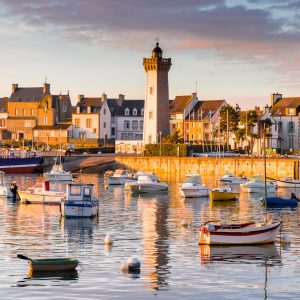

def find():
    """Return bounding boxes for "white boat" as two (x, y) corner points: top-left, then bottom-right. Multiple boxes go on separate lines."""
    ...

(44, 164), (73, 182)
(124, 174), (168, 193)
(219, 172), (247, 185)
(0, 171), (14, 198)
(240, 175), (276, 193)
(107, 169), (135, 185)
(133, 171), (158, 182)
(61, 183), (99, 218)
(18, 179), (65, 204)
(199, 221), (282, 245)
(276, 177), (300, 188)
(179, 174), (209, 198)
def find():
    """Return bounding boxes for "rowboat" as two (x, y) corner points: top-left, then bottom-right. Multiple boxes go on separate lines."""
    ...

(260, 196), (298, 208)
(17, 254), (79, 272)
(198, 221), (282, 245)
(210, 186), (238, 201)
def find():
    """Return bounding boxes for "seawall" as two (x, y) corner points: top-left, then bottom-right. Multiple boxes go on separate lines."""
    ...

(115, 156), (300, 182)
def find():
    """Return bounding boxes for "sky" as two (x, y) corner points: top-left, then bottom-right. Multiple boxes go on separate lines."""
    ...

(0, 0), (300, 109)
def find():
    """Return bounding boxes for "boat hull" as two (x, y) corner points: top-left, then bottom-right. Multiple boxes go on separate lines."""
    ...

(0, 157), (42, 174)
(179, 187), (209, 198)
(240, 184), (276, 193)
(29, 258), (79, 272)
(18, 190), (65, 204)
(125, 183), (168, 193)
(199, 222), (282, 245)
(44, 173), (72, 181)
(276, 181), (300, 188)
(210, 190), (238, 201)
(263, 197), (298, 207)
(61, 201), (99, 218)
(107, 177), (135, 185)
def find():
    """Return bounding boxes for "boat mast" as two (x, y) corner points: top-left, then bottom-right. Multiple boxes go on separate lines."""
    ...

(263, 121), (267, 219)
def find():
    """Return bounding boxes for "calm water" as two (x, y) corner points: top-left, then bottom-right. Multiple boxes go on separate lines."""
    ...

(0, 173), (300, 299)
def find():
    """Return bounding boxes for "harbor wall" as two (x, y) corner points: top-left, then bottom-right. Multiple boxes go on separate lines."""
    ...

(115, 156), (300, 182)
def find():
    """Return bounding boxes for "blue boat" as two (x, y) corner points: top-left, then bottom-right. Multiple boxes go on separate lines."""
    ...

(261, 196), (298, 208)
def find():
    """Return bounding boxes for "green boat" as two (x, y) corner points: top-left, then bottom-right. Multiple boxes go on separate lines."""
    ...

(17, 254), (79, 272)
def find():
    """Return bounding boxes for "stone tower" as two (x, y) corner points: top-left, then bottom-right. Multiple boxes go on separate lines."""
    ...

(143, 42), (171, 144)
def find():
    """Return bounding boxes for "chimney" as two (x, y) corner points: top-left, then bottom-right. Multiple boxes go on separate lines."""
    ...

(43, 82), (50, 94)
(76, 106), (80, 113)
(118, 94), (125, 105)
(78, 94), (84, 101)
(264, 104), (270, 113)
(101, 92), (107, 102)
(87, 106), (91, 113)
(270, 92), (282, 107)
(12, 83), (18, 93)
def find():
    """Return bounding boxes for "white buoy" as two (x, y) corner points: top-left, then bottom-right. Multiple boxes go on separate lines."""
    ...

(281, 233), (292, 245)
(120, 257), (141, 273)
(104, 233), (113, 246)
(181, 219), (189, 227)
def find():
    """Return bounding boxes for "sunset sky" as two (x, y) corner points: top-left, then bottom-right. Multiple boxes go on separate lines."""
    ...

(0, 0), (299, 108)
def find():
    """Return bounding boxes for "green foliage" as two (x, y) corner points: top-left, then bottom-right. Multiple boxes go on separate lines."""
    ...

(144, 143), (187, 157)
(163, 130), (184, 144)
(219, 104), (239, 134)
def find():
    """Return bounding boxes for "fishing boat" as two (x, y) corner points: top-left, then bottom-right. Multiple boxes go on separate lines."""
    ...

(240, 175), (276, 193)
(198, 221), (282, 245)
(125, 174), (168, 193)
(18, 179), (65, 204)
(61, 183), (99, 218)
(107, 169), (135, 185)
(0, 150), (42, 173)
(179, 174), (209, 198)
(0, 171), (14, 198)
(44, 164), (72, 182)
(210, 186), (238, 201)
(260, 196), (298, 208)
(219, 172), (247, 185)
(276, 177), (300, 188)
(17, 254), (79, 271)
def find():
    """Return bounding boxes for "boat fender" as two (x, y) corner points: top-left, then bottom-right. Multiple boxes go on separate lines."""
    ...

(120, 257), (141, 273)
(104, 233), (113, 246)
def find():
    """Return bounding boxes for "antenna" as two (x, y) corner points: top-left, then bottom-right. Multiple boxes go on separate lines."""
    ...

(195, 81), (198, 94)
(155, 37), (159, 44)
(45, 77), (47, 83)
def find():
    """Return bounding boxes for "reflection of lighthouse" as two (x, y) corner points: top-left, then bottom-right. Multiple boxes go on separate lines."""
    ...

(138, 196), (170, 290)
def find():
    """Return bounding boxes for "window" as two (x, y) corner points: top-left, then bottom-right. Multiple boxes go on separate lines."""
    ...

(132, 120), (138, 130)
(31, 108), (34, 116)
(86, 118), (92, 128)
(111, 128), (115, 136)
(133, 108), (137, 116)
(104, 108), (106, 115)
(141, 109), (144, 116)
(125, 108), (130, 116)
(124, 120), (130, 129)
(103, 122), (106, 128)
(93, 128), (97, 133)
(63, 105), (67, 113)
(83, 187), (91, 196)
(150, 86), (154, 95)
(22, 108), (26, 116)
(15, 108), (19, 116)
(0, 118), (5, 127)
(140, 120), (144, 130)
(149, 111), (153, 119)
(75, 118), (80, 128)
(42, 116), (47, 125)
(288, 121), (295, 134)
(148, 135), (152, 143)
(70, 185), (81, 196)
(79, 132), (86, 139)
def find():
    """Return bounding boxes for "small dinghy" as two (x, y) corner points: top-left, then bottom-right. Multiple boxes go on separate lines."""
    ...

(17, 254), (79, 272)
(260, 196), (298, 208)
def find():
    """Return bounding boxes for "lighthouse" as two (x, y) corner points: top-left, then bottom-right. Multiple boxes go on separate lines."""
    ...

(143, 43), (172, 144)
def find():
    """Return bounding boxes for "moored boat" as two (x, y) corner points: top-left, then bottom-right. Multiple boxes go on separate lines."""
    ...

(61, 183), (99, 218)
(17, 254), (79, 271)
(276, 177), (300, 188)
(125, 174), (168, 193)
(179, 174), (209, 198)
(107, 169), (135, 185)
(44, 164), (72, 181)
(18, 179), (65, 204)
(210, 186), (238, 201)
(219, 172), (247, 185)
(198, 221), (282, 245)
(260, 196), (298, 208)
(240, 175), (276, 193)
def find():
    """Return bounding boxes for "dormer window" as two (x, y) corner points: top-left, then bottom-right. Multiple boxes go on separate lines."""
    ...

(125, 108), (130, 116)
(133, 108), (137, 116)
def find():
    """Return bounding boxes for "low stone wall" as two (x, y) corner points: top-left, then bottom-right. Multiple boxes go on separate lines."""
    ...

(116, 156), (300, 181)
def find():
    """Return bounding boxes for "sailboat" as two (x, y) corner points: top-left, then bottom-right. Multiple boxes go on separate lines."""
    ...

(210, 118), (238, 201)
(199, 119), (282, 245)
(44, 129), (72, 182)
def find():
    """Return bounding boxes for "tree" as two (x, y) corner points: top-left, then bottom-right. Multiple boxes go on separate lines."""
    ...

(239, 110), (258, 153)
(163, 130), (184, 144)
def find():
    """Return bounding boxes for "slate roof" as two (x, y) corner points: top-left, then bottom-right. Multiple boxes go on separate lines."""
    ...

(270, 97), (300, 116)
(74, 97), (103, 113)
(169, 95), (193, 114)
(33, 124), (72, 130)
(187, 100), (225, 120)
(9, 87), (44, 102)
(107, 99), (144, 116)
